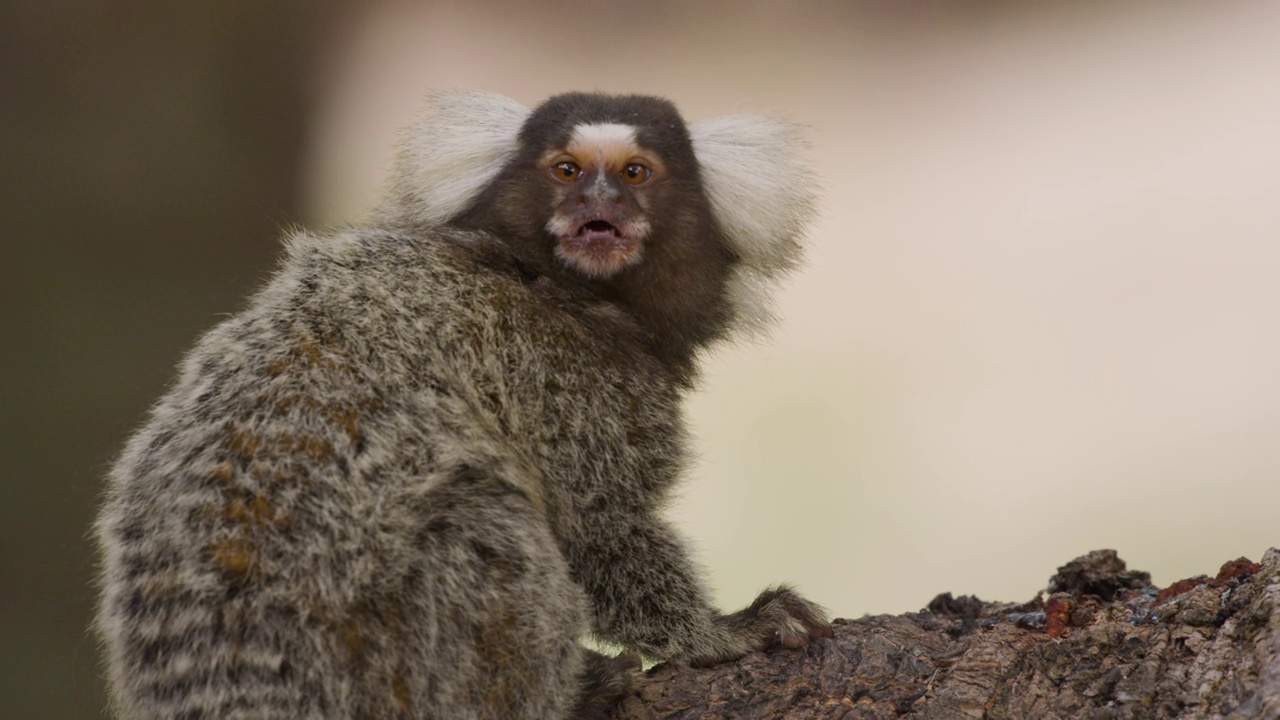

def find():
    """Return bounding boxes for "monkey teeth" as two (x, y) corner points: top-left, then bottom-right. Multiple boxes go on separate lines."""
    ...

(575, 219), (621, 239)
(555, 220), (641, 278)
(565, 218), (631, 251)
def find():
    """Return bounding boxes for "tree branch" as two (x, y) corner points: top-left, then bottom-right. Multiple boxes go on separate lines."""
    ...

(614, 548), (1280, 719)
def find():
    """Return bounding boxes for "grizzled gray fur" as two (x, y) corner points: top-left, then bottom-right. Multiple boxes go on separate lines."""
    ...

(94, 90), (828, 719)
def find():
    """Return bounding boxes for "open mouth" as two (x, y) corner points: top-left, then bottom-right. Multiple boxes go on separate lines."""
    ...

(562, 218), (631, 250)
(555, 217), (642, 278)
(577, 219), (621, 239)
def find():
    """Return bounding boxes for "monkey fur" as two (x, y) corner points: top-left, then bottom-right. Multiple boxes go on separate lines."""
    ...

(94, 90), (829, 719)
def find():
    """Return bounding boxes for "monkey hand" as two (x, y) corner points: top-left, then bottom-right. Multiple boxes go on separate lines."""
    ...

(691, 585), (833, 667)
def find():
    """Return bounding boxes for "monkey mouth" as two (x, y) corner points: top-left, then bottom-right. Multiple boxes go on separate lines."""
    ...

(554, 219), (643, 278)
(575, 219), (623, 241)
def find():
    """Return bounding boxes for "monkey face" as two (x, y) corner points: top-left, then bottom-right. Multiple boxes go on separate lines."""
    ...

(539, 123), (664, 279)
(454, 92), (720, 302)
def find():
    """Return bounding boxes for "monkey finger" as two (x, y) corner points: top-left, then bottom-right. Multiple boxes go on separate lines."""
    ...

(779, 628), (810, 650)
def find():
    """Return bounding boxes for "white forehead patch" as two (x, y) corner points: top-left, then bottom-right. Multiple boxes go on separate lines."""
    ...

(568, 123), (638, 156)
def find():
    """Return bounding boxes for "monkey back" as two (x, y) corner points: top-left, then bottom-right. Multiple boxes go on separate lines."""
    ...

(94, 227), (687, 718)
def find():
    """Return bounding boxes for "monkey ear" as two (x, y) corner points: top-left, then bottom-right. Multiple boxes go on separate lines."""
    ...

(690, 115), (816, 275)
(691, 115), (817, 335)
(384, 90), (531, 226)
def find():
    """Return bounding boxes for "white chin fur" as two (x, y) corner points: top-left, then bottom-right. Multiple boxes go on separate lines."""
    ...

(386, 90), (531, 226)
(550, 217), (649, 280)
(554, 242), (642, 280)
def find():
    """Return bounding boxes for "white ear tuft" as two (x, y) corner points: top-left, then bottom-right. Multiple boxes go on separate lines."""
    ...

(691, 114), (816, 275)
(692, 114), (816, 336)
(384, 90), (531, 226)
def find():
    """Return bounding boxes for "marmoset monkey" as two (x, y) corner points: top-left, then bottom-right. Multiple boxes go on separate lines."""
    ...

(95, 90), (829, 719)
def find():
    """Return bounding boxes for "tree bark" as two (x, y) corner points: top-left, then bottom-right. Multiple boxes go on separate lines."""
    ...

(613, 548), (1280, 719)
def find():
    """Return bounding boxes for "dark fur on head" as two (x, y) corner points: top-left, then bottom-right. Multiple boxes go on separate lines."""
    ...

(455, 92), (738, 377)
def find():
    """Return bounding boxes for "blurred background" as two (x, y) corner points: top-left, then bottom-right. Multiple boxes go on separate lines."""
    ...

(4, 0), (1278, 716)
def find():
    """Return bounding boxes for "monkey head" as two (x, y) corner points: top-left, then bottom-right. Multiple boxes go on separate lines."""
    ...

(384, 90), (814, 367)
(460, 93), (712, 284)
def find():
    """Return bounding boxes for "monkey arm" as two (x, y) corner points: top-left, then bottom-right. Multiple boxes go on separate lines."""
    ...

(566, 511), (830, 666)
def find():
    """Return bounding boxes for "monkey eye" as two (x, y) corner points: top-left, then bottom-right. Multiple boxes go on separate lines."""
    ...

(551, 161), (582, 182)
(621, 163), (652, 185)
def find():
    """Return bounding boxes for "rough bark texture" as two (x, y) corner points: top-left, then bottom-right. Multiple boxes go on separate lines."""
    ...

(613, 548), (1280, 719)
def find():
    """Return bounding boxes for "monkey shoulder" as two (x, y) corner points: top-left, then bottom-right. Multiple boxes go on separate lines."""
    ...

(349, 225), (693, 509)
(408, 227), (690, 496)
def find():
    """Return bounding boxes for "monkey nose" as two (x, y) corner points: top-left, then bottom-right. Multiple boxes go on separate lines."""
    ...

(578, 171), (623, 205)
(578, 192), (622, 206)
